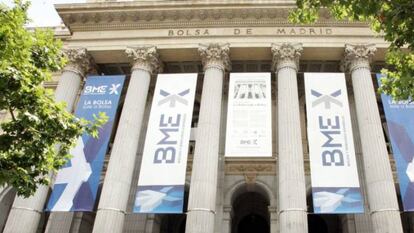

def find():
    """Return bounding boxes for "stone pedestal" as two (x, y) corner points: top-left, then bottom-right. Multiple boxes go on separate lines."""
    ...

(92, 46), (161, 233)
(3, 48), (92, 233)
(271, 43), (308, 233)
(185, 43), (231, 233)
(343, 44), (403, 233)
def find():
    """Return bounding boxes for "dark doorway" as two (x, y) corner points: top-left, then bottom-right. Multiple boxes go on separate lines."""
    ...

(231, 188), (270, 233)
(238, 213), (269, 233)
(308, 214), (328, 233)
(159, 187), (188, 233)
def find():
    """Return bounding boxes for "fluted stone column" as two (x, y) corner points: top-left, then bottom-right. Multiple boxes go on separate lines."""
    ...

(185, 43), (231, 233)
(3, 48), (92, 233)
(92, 46), (161, 233)
(349, 91), (373, 233)
(271, 43), (308, 233)
(343, 44), (403, 233)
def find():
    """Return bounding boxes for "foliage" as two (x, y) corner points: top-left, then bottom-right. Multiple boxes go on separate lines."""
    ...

(290, 0), (414, 100)
(0, 0), (107, 197)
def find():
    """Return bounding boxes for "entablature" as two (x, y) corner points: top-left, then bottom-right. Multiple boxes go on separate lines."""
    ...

(56, 0), (368, 32)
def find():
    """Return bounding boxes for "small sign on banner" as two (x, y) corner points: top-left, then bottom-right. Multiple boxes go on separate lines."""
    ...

(378, 74), (414, 211)
(225, 73), (272, 157)
(134, 73), (197, 213)
(305, 73), (364, 214)
(46, 75), (125, 212)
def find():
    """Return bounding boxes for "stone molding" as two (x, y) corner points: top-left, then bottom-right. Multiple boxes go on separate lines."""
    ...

(271, 43), (303, 72)
(225, 159), (276, 175)
(56, 1), (371, 32)
(63, 48), (94, 78)
(198, 43), (231, 72)
(341, 44), (376, 72)
(244, 173), (257, 184)
(125, 46), (162, 74)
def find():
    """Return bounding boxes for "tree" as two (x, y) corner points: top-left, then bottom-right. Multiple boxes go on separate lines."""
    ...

(290, 0), (414, 100)
(0, 0), (106, 197)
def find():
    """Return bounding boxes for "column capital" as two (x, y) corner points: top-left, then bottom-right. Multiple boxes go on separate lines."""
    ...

(63, 47), (94, 78)
(271, 43), (302, 72)
(198, 43), (231, 72)
(125, 46), (162, 75)
(341, 44), (376, 72)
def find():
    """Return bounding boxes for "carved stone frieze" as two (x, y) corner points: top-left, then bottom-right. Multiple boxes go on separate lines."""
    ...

(63, 47), (94, 78)
(271, 43), (303, 72)
(225, 159), (276, 175)
(125, 46), (162, 74)
(244, 173), (257, 184)
(341, 44), (376, 72)
(56, 4), (365, 32)
(198, 43), (231, 72)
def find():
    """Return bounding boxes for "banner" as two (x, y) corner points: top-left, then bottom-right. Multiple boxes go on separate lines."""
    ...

(47, 75), (125, 211)
(134, 73), (197, 213)
(225, 73), (272, 157)
(378, 74), (414, 211)
(305, 73), (363, 213)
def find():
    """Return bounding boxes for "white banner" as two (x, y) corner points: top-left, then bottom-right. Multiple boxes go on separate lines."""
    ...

(305, 73), (363, 213)
(225, 73), (272, 157)
(134, 73), (197, 213)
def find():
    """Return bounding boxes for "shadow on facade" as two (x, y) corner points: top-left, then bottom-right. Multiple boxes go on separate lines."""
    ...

(159, 186), (189, 233)
(307, 193), (342, 233)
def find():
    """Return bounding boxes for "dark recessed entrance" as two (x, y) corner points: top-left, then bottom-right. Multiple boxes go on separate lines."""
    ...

(238, 213), (269, 233)
(308, 214), (328, 233)
(231, 186), (270, 233)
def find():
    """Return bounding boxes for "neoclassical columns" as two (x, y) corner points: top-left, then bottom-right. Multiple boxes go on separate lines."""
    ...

(92, 46), (161, 233)
(3, 48), (93, 233)
(343, 44), (403, 233)
(44, 48), (96, 233)
(186, 43), (231, 233)
(271, 43), (308, 233)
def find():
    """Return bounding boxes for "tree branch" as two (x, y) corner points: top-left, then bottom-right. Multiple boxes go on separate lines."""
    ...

(8, 106), (16, 121)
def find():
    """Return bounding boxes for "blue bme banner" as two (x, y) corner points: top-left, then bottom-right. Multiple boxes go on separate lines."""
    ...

(47, 75), (125, 212)
(378, 74), (414, 211)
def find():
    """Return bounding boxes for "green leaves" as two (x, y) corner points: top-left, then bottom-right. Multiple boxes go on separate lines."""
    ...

(290, 0), (414, 101)
(380, 48), (414, 100)
(0, 0), (106, 197)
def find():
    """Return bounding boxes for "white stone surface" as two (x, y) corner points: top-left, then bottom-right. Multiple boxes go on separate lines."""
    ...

(345, 44), (403, 233)
(185, 43), (230, 233)
(272, 43), (308, 233)
(92, 46), (161, 233)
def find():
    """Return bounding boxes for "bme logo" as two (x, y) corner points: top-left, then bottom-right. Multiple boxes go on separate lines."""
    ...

(84, 84), (121, 95)
(311, 88), (345, 167)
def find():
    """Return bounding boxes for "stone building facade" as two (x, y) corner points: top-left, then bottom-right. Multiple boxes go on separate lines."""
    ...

(1, 1), (413, 233)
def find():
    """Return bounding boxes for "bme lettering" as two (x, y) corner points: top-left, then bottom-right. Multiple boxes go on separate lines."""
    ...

(153, 114), (181, 164)
(84, 85), (107, 94)
(319, 115), (344, 166)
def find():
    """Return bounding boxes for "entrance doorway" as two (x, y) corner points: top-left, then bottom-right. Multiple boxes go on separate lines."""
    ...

(159, 186), (188, 233)
(231, 187), (270, 233)
(308, 214), (328, 233)
(238, 213), (269, 233)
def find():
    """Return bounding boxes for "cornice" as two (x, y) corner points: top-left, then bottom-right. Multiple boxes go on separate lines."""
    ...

(56, 3), (369, 32)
